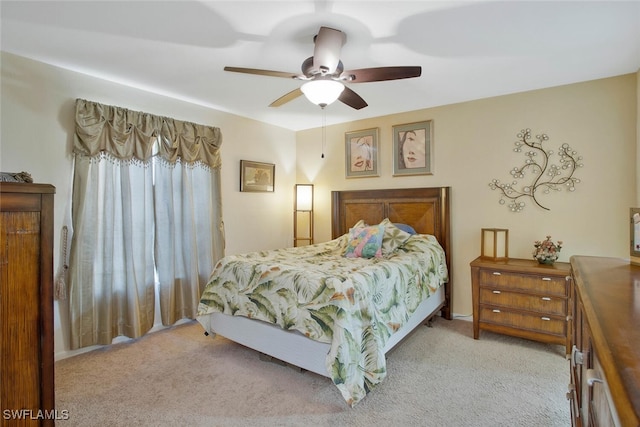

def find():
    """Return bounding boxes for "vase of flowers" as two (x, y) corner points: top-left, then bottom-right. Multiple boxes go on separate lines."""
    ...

(533, 236), (562, 265)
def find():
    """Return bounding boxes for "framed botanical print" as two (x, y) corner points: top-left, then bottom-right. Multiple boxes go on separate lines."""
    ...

(240, 160), (275, 192)
(345, 128), (379, 178)
(392, 120), (433, 176)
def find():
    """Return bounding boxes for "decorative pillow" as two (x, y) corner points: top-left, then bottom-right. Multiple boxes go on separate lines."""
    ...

(344, 224), (385, 258)
(379, 218), (414, 255)
(351, 219), (367, 229)
(393, 223), (417, 235)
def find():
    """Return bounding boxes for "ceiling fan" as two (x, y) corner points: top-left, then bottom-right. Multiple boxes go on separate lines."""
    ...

(224, 26), (422, 109)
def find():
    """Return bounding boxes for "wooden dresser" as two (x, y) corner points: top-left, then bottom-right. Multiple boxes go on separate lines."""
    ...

(568, 256), (640, 427)
(470, 257), (571, 354)
(0, 182), (55, 426)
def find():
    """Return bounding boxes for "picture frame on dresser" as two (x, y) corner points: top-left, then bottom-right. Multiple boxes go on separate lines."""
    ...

(631, 207), (640, 265)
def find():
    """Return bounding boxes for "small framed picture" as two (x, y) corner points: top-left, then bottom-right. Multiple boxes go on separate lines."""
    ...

(240, 160), (275, 192)
(345, 128), (379, 178)
(631, 208), (640, 265)
(392, 120), (433, 176)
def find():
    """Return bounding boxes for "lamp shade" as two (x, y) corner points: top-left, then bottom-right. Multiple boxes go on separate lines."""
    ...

(300, 80), (344, 107)
(481, 228), (509, 261)
(295, 184), (313, 211)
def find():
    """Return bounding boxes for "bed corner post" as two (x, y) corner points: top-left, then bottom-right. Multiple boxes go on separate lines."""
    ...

(441, 186), (453, 320)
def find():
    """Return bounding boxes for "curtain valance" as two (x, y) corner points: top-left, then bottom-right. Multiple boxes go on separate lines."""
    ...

(158, 119), (222, 168)
(74, 98), (222, 167)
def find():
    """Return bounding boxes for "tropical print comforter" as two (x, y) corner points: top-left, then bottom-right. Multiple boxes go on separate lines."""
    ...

(196, 233), (448, 406)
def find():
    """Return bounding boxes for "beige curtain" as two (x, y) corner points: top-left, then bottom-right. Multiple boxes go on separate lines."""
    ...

(68, 99), (223, 349)
(154, 120), (224, 325)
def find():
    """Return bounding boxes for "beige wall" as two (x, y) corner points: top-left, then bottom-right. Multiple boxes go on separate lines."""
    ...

(0, 52), (297, 359)
(297, 74), (638, 317)
(2, 51), (638, 358)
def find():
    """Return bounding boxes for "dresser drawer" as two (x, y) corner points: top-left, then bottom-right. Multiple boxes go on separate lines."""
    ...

(471, 257), (571, 352)
(479, 288), (567, 316)
(478, 269), (567, 296)
(479, 306), (566, 336)
(591, 353), (619, 427)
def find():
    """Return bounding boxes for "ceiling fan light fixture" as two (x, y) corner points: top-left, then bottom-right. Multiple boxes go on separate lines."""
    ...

(300, 80), (344, 107)
(224, 27), (421, 110)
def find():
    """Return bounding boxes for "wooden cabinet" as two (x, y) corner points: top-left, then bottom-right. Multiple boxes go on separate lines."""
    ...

(470, 257), (571, 354)
(568, 256), (640, 427)
(1, 182), (55, 426)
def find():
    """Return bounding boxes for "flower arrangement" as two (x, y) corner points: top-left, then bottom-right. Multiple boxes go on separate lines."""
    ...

(533, 236), (562, 264)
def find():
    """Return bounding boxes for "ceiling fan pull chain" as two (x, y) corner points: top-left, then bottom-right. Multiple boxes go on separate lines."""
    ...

(321, 110), (325, 158)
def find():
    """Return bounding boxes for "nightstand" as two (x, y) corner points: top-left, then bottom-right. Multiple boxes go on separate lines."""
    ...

(470, 256), (571, 354)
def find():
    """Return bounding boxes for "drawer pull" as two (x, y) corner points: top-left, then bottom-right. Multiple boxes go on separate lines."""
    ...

(492, 309), (501, 313)
(541, 316), (551, 321)
(586, 369), (603, 386)
(569, 345), (583, 367)
(541, 297), (551, 301)
(492, 272), (501, 276)
(541, 277), (552, 281)
(566, 383), (575, 401)
(492, 290), (501, 294)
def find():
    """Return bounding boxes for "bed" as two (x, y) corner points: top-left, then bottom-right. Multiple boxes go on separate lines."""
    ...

(196, 187), (452, 406)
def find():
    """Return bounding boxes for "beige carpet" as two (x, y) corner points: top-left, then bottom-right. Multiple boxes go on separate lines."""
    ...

(55, 318), (570, 427)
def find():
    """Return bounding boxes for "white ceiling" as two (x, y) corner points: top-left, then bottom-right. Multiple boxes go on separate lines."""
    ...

(2, 1), (640, 131)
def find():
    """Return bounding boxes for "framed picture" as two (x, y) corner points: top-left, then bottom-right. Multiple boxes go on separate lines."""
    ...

(631, 208), (640, 265)
(392, 120), (433, 176)
(345, 128), (379, 178)
(240, 160), (275, 192)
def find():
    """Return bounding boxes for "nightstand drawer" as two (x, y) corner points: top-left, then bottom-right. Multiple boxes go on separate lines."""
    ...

(479, 288), (567, 316)
(479, 307), (566, 336)
(478, 270), (567, 296)
(471, 257), (571, 352)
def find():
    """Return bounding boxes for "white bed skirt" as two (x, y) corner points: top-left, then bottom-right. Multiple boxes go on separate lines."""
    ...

(196, 285), (445, 378)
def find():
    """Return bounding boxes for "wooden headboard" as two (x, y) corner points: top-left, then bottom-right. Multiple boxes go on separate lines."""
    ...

(331, 186), (452, 319)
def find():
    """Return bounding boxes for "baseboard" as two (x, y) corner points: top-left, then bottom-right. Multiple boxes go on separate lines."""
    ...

(55, 318), (195, 361)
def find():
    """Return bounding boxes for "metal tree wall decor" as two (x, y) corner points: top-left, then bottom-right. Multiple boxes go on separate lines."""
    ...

(489, 129), (583, 212)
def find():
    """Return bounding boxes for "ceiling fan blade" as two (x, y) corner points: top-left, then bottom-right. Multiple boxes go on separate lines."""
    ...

(269, 88), (304, 107)
(312, 27), (345, 75)
(224, 66), (299, 79)
(342, 66), (422, 83)
(339, 87), (368, 110)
